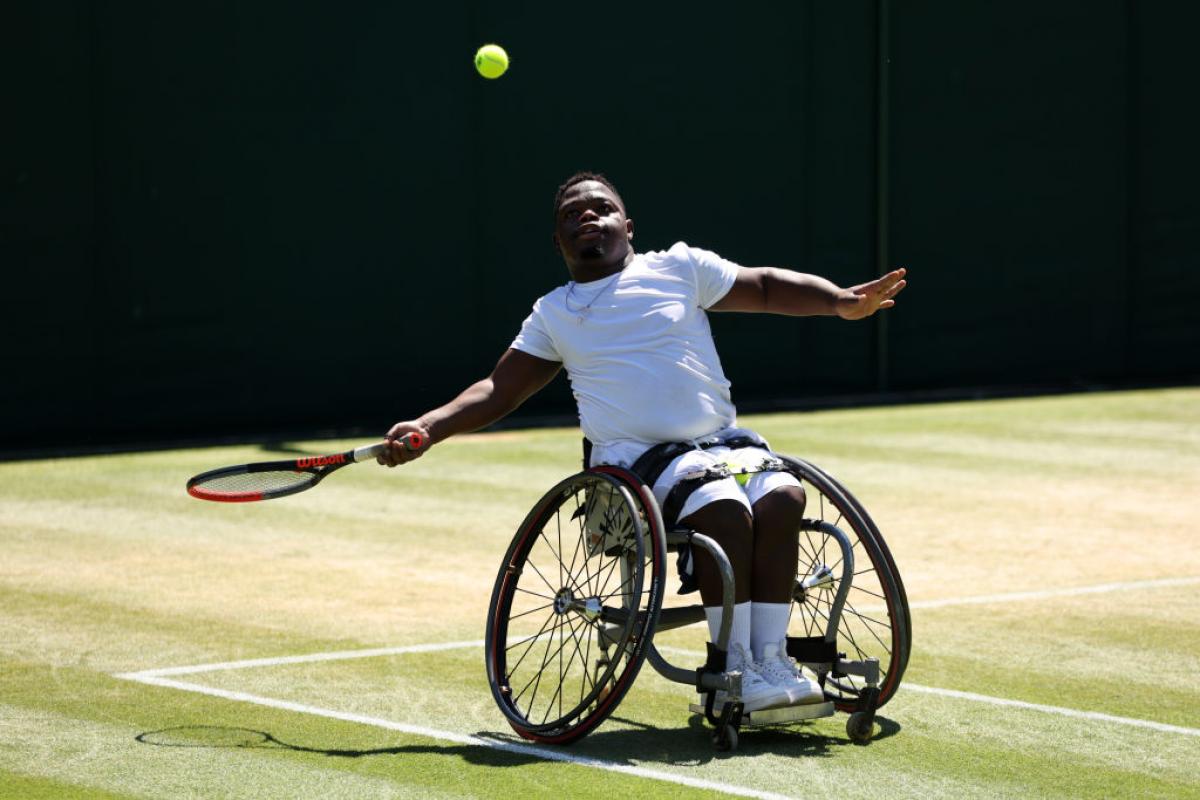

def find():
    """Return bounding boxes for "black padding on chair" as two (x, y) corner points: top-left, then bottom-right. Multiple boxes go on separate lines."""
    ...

(695, 641), (727, 690)
(786, 636), (839, 663)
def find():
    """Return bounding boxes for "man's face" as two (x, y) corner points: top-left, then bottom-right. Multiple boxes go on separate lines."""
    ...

(553, 181), (634, 268)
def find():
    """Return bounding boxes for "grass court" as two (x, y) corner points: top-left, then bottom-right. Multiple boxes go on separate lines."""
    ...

(1, 387), (1197, 798)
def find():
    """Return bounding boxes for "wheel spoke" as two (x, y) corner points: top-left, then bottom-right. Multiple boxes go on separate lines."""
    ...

(523, 555), (560, 597)
(849, 582), (887, 601)
(506, 609), (560, 676)
(514, 613), (568, 710)
(514, 587), (556, 601)
(563, 492), (591, 597)
(508, 601), (555, 621)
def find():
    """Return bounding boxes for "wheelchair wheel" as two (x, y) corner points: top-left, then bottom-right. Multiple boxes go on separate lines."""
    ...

(486, 469), (667, 744)
(780, 456), (911, 711)
(793, 457), (912, 662)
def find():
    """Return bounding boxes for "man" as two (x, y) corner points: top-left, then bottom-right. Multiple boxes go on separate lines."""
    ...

(379, 172), (906, 712)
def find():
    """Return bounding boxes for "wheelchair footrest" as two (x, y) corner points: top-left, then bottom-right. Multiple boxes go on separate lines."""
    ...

(689, 701), (835, 727)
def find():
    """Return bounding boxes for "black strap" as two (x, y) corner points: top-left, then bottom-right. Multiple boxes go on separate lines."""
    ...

(661, 464), (732, 524)
(629, 441), (696, 485)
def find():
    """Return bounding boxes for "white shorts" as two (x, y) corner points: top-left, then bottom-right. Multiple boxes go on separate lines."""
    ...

(589, 426), (802, 522)
(650, 444), (801, 522)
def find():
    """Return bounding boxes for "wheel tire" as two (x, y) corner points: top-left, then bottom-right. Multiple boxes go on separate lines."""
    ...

(486, 470), (667, 744)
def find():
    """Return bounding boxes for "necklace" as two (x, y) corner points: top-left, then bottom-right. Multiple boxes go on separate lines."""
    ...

(564, 271), (621, 322)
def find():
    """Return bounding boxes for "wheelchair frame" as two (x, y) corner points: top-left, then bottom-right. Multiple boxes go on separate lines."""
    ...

(484, 455), (910, 751)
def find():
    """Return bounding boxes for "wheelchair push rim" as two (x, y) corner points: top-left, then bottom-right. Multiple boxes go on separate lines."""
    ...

(485, 470), (666, 743)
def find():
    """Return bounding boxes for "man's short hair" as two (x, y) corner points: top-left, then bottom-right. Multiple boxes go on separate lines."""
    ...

(553, 171), (626, 221)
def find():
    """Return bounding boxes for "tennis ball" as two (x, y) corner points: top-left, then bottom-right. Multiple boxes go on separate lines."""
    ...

(474, 44), (509, 79)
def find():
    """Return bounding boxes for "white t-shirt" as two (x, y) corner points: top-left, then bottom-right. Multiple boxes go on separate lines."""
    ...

(511, 241), (741, 449)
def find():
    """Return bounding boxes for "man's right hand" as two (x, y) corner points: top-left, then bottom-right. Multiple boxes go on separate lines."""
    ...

(377, 421), (431, 467)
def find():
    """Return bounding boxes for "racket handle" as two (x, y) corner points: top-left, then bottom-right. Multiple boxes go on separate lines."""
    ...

(353, 433), (424, 462)
(353, 443), (388, 461)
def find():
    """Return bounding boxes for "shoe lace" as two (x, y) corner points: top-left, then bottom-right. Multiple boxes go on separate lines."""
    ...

(728, 644), (768, 681)
(760, 643), (803, 683)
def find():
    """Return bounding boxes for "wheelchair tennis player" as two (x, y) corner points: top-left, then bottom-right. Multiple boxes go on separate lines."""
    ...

(379, 172), (906, 714)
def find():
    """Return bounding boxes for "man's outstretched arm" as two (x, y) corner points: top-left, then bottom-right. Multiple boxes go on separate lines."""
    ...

(710, 266), (907, 320)
(377, 348), (561, 467)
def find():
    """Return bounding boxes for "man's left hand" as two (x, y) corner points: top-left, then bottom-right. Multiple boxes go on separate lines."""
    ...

(835, 268), (907, 320)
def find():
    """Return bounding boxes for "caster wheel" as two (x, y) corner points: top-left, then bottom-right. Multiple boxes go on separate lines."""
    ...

(712, 725), (738, 752)
(846, 712), (874, 744)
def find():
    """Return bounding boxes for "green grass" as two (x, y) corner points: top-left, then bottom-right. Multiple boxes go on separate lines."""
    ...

(2, 387), (1198, 799)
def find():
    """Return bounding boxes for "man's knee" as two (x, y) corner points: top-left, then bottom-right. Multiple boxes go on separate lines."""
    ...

(681, 499), (754, 541)
(752, 484), (807, 532)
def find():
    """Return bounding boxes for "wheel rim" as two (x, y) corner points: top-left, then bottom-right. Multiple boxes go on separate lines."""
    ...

(489, 473), (657, 736)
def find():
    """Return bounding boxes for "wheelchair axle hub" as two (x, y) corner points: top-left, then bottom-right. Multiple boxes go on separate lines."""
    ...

(795, 564), (835, 602)
(553, 588), (602, 621)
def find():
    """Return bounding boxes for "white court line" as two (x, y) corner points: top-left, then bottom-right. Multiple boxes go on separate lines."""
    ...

(900, 683), (1200, 737)
(116, 672), (794, 800)
(905, 575), (1200, 611)
(120, 640), (487, 678)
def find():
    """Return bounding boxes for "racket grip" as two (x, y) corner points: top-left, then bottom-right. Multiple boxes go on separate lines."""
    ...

(354, 432), (424, 462)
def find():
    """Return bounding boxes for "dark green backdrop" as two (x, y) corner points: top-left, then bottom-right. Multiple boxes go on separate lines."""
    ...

(4, 2), (1197, 449)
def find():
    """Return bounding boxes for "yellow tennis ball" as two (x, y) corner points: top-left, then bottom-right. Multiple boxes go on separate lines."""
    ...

(474, 44), (509, 79)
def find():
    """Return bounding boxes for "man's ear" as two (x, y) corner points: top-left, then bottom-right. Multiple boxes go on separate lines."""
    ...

(625, 218), (634, 241)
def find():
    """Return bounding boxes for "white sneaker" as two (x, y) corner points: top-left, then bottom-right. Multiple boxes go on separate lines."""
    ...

(705, 643), (791, 713)
(757, 639), (825, 705)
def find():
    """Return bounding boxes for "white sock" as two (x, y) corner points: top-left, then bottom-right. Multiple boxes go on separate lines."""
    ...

(704, 602), (752, 662)
(750, 602), (792, 660)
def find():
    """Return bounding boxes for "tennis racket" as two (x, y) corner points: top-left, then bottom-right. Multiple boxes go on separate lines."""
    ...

(186, 433), (423, 503)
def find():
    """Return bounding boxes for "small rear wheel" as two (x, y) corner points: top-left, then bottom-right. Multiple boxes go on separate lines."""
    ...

(712, 724), (738, 752)
(846, 711), (875, 744)
(486, 470), (666, 744)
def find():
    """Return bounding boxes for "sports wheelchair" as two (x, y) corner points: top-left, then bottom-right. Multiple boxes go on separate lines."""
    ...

(484, 450), (911, 751)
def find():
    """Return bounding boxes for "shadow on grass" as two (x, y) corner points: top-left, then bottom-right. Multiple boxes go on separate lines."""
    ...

(540, 712), (902, 765)
(135, 726), (546, 767)
(137, 714), (900, 766)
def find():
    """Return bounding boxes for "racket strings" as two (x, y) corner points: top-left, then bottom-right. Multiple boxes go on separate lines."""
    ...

(192, 469), (316, 496)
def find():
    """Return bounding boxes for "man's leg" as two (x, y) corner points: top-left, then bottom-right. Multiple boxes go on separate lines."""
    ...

(680, 498), (790, 711)
(650, 450), (756, 650)
(681, 499), (754, 606)
(680, 498), (754, 640)
(747, 483), (823, 704)
(750, 484), (805, 656)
